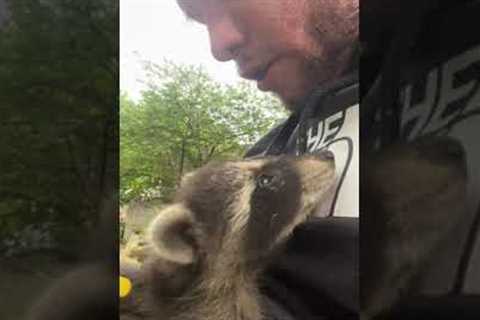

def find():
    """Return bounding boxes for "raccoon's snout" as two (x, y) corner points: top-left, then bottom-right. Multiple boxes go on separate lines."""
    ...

(316, 150), (335, 162)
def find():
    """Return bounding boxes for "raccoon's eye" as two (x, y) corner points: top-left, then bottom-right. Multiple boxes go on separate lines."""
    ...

(256, 174), (274, 188)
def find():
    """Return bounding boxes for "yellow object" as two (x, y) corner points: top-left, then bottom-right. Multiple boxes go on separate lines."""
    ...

(119, 276), (132, 298)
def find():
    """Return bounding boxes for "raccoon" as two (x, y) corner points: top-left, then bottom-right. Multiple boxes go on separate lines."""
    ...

(27, 198), (118, 320)
(360, 136), (468, 319)
(26, 153), (335, 320)
(123, 152), (336, 320)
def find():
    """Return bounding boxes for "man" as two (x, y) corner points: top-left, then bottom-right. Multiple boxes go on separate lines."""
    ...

(176, 1), (360, 319)
(177, 0), (358, 108)
(175, 0), (480, 319)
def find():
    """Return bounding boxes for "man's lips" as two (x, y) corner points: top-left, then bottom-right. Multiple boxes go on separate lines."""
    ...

(253, 66), (269, 81)
(240, 61), (272, 81)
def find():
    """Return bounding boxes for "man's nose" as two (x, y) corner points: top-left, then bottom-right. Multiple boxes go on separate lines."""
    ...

(208, 16), (245, 62)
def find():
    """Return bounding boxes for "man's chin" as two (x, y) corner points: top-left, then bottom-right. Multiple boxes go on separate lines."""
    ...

(277, 88), (314, 113)
(282, 97), (303, 112)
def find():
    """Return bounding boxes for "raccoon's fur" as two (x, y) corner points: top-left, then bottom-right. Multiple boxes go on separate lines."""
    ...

(27, 199), (118, 320)
(360, 136), (468, 319)
(122, 153), (336, 320)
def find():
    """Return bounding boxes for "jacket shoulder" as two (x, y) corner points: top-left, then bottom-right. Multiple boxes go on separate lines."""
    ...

(244, 120), (288, 158)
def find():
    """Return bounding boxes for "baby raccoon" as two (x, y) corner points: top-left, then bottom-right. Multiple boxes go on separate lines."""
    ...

(360, 136), (468, 319)
(122, 152), (336, 320)
(27, 199), (118, 320)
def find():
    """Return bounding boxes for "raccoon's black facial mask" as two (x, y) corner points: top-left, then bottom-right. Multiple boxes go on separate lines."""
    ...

(246, 158), (302, 257)
(150, 154), (335, 266)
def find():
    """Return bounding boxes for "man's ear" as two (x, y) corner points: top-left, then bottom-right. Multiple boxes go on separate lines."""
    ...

(148, 203), (196, 265)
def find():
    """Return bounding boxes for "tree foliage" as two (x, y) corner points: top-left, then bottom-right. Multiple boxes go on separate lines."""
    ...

(0, 0), (118, 256)
(120, 61), (286, 203)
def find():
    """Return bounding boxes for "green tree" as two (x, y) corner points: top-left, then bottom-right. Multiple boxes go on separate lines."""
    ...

(120, 61), (286, 203)
(0, 0), (118, 256)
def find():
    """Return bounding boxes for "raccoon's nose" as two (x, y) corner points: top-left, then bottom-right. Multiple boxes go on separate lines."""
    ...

(317, 150), (334, 162)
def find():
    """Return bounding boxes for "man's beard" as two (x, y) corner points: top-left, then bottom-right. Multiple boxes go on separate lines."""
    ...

(310, 41), (358, 80)
(282, 2), (358, 110)
(277, 0), (359, 111)
(281, 44), (357, 111)
(307, 0), (359, 80)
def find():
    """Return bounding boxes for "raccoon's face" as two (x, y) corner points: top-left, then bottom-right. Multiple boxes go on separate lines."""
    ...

(148, 153), (335, 266)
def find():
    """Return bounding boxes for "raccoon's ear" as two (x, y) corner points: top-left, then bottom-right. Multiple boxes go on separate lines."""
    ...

(148, 204), (196, 265)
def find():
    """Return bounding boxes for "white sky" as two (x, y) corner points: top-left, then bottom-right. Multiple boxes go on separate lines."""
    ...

(120, 0), (241, 101)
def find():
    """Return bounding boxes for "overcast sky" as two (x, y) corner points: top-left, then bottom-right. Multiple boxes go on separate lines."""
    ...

(120, 0), (241, 101)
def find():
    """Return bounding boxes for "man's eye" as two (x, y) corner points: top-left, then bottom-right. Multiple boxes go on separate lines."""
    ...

(256, 174), (274, 188)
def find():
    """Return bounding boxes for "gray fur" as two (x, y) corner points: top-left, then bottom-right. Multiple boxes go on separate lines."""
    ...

(360, 136), (468, 319)
(126, 154), (336, 320)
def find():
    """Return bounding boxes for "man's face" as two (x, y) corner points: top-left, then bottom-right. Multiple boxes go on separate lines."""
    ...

(177, 0), (358, 110)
